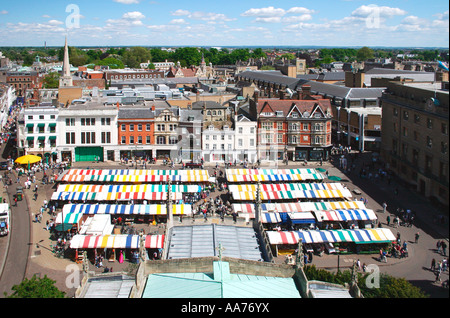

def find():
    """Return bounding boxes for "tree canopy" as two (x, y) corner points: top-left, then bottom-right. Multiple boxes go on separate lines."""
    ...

(5, 275), (66, 298)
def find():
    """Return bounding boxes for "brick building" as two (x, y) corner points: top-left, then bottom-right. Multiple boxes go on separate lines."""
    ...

(380, 81), (449, 208)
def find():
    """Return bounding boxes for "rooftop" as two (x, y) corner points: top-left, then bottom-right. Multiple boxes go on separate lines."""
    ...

(142, 261), (301, 298)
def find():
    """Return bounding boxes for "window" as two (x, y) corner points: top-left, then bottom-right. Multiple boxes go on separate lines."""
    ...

(221, 144), (225, 150)
(28, 115), (33, 120)
(169, 137), (177, 145)
(121, 136), (126, 144)
(101, 118), (111, 126)
(213, 135), (217, 141)
(146, 136), (151, 144)
(81, 132), (96, 144)
(442, 123), (448, 135)
(221, 135), (225, 141)
(277, 134), (283, 144)
(66, 132), (75, 144)
(39, 115), (44, 120)
(261, 122), (272, 130)
(414, 114), (420, 124)
(393, 108), (398, 116)
(303, 124), (308, 131)
(402, 127), (408, 137)
(441, 142), (448, 154)
(413, 131), (419, 141)
(157, 136), (165, 144)
(50, 115), (56, 119)
(206, 135), (209, 141)
(137, 124), (142, 131)
(137, 136), (143, 144)
(403, 111), (408, 120)
(102, 132), (111, 144)
(250, 127), (255, 134)
(205, 144), (209, 150)
(121, 124), (126, 131)
(250, 139), (254, 147)
(212, 144), (217, 150)
(238, 139), (243, 147)
(427, 136), (432, 148)
(238, 127), (243, 134)
(129, 124), (134, 132)
(146, 124), (151, 131)
(427, 118), (433, 129)
(66, 118), (75, 126)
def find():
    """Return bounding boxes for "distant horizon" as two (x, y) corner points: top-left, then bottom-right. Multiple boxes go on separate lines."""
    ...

(0, 0), (448, 47)
(1, 45), (448, 50)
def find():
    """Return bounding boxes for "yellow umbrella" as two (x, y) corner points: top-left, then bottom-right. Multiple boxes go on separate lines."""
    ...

(15, 154), (42, 165)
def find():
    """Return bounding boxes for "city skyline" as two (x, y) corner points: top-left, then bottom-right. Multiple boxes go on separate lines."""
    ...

(0, 0), (448, 48)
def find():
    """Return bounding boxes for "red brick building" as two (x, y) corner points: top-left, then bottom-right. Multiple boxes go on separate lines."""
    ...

(250, 93), (333, 161)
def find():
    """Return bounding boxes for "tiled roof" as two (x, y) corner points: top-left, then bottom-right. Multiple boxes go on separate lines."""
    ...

(257, 98), (332, 117)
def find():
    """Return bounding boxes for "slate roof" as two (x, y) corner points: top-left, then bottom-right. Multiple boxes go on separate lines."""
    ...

(237, 71), (309, 89)
(306, 81), (385, 100)
(257, 98), (332, 117)
(118, 107), (155, 119)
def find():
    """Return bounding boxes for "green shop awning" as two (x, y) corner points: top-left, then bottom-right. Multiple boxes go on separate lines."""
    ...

(48, 123), (57, 127)
(37, 136), (45, 141)
(37, 123), (45, 128)
(26, 136), (34, 141)
(49, 136), (57, 140)
(26, 123), (34, 128)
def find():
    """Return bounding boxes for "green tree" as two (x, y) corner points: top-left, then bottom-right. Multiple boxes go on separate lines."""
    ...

(356, 46), (375, 61)
(122, 47), (152, 68)
(5, 275), (66, 298)
(42, 72), (60, 89)
(281, 53), (296, 60)
(94, 57), (124, 69)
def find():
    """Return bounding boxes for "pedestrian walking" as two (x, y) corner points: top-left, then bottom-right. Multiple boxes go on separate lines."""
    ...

(386, 215), (391, 226)
(415, 232), (420, 244)
(431, 258), (436, 271)
(437, 240), (442, 254)
(382, 202), (387, 213)
(441, 241), (447, 256)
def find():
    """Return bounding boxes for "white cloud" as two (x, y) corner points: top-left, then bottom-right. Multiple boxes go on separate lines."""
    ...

(169, 19), (186, 25)
(42, 14), (51, 18)
(113, 0), (140, 4)
(286, 7), (314, 15)
(255, 17), (281, 23)
(351, 5), (407, 18)
(171, 9), (190, 16)
(241, 6), (286, 17)
(122, 11), (145, 20)
(0, 10), (8, 15)
(401, 16), (428, 25)
(48, 20), (64, 25)
(282, 14), (313, 23)
(187, 11), (234, 22)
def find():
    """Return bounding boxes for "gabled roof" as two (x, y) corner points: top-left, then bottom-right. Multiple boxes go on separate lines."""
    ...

(257, 99), (332, 118)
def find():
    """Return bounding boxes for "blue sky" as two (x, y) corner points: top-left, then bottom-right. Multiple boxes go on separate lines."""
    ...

(0, 0), (448, 47)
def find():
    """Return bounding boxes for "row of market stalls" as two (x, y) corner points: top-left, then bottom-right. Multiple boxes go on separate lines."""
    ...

(225, 168), (396, 256)
(51, 169), (211, 263)
(58, 168), (213, 183)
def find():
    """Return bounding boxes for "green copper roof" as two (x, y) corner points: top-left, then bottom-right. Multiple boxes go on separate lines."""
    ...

(142, 261), (301, 298)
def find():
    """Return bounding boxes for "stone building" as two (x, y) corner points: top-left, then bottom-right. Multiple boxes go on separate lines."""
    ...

(380, 81), (449, 208)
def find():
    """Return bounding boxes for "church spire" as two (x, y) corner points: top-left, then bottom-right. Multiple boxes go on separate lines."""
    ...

(59, 36), (73, 87)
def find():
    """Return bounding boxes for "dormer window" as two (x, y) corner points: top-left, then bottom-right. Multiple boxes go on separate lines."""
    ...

(291, 112), (298, 118)
(261, 112), (274, 117)
(276, 111), (283, 117)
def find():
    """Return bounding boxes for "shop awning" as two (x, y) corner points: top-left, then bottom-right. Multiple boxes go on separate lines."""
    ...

(314, 209), (377, 222)
(26, 136), (34, 141)
(37, 136), (45, 141)
(37, 123), (45, 128)
(48, 123), (56, 127)
(49, 136), (57, 140)
(62, 203), (192, 215)
(288, 212), (316, 224)
(261, 213), (282, 224)
(69, 234), (165, 249)
(266, 228), (396, 245)
(26, 123), (34, 128)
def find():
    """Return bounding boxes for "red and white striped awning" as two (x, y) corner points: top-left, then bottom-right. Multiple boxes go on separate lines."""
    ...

(69, 234), (165, 249)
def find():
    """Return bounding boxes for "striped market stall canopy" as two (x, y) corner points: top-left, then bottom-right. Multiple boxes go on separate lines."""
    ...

(229, 182), (348, 193)
(55, 184), (201, 193)
(231, 187), (352, 201)
(313, 209), (377, 222)
(60, 204), (191, 219)
(51, 191), (182, 201)
(61, 169), (210, 183)
(261, 213), (282, 224)
(226, 174), (323, 182)
(232, 201), (366, 215)
(226, 168), (322, 176)
(69, 234), (165, 249)
(267, 228), (396, 245)
(287, 212), (316, 224)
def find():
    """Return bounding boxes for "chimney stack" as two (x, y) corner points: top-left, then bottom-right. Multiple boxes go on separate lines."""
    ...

(302, 85), (311, 99)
